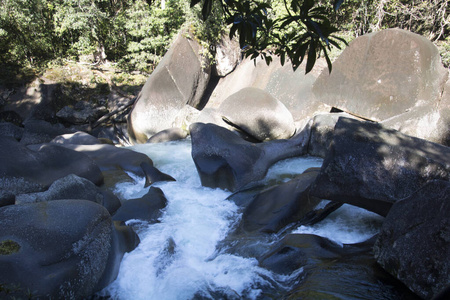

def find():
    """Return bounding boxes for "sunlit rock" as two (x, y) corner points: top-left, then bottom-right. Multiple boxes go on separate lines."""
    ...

(218, 87), (296, 141)
(128, 31), (211, 143)
(313, 29), (448, 122)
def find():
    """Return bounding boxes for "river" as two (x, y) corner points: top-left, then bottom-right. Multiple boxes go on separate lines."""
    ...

(98, 139), (403, 299)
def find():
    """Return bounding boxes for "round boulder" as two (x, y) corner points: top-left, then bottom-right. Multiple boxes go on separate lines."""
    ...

(0, 200), (117, 298)
(218, 87), (295, 141)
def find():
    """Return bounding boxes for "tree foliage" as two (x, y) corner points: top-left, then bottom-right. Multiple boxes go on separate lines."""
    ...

(0, 0), (449, 74)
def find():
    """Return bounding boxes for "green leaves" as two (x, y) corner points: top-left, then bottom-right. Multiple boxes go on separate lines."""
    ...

(190, 0), (347, 74)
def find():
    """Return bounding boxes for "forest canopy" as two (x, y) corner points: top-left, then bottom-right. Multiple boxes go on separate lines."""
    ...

(0, 0), (449, 74)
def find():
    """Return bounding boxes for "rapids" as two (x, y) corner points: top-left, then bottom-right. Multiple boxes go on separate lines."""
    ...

(99, 139), (388, 299)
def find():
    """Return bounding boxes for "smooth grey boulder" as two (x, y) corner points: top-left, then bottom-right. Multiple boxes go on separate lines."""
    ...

(51, 131), (103, 145)
(310, 117), (450, 216)
(190, 122), (310, 192)
(374, 180), (450, 300)
(240, 168), (341, 233)
(0, 136), (103, 196)
(15, 174), (121, 215)
(128, 31), (210, 143)
(146, 127), (188, 143)
(313, 29), (448, 122)
(112, 186), (168, 223)
(218, 87), (296, 141)
(0, 200), (138, 299)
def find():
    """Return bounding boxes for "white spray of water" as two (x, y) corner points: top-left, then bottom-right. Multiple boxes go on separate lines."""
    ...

(103, 140), (382, 299)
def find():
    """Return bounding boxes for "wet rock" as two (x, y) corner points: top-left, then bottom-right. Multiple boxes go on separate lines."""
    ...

(112, 187), (168, 223)
(260, 234), (420, 299)
(0, 200), (123, 299)
(140, 161), (175, 187)
(190, 122), (310, 192)
(218, 87), (296, 141)
(240, 168), (341, 234)
(374, 180), (450, 299)
(310, 117), (450, 216)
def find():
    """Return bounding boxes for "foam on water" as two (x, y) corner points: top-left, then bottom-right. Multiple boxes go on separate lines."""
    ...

(293, 204), (384, 246)
(103, 140), (383, 299)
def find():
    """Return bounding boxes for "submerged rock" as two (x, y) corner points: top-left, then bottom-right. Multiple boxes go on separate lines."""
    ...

(374, 180), (450, 299)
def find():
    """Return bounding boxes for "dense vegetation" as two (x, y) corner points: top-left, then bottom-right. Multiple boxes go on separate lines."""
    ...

(0, 0), (449, 77)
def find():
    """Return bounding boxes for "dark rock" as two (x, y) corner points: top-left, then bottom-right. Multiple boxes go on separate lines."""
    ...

(94, 220), (140, 292)
(217, 87), (295, 141)
(0, 200), (118, 299)
(15, 174), (121, 215)
(0, 122), (23, 140)
(20, 119), (74, 145)
(190, 122), (310, 192)
(53, 142), (153, 176)
(140, 161), (176, 187)
(147, 127), (188, 143)
(112, 187), (168, 222)
(310, 117), (450, 216)
(56, 100), (107, 124)
(307, 112), (357, 158)
(240, 168), (340, 234)
(260, 234), (421, 299)
(0, 136), (103, 195)
(374, 180), (450, 299)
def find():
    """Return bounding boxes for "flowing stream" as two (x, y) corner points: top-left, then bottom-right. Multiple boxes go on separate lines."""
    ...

(101, 139), (385, 299)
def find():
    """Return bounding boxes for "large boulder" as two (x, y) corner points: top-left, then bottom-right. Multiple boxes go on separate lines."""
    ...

(0, 200), (138, 299)
(128, 32), (211, 143)
(374, 180), (450, 299)
(212, 33), (241, 77)
(313, 29), (448, 121)
(310, 117), (450, 216)
(190, 122), (310, 192)
(217, 87), (296, 141)
(382, 75), (450, 146)
(0, 136), (103, 196)
(203, 56), (328, 124)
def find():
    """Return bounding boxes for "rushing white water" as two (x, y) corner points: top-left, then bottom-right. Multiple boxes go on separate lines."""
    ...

(102, 140), (383, 299)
